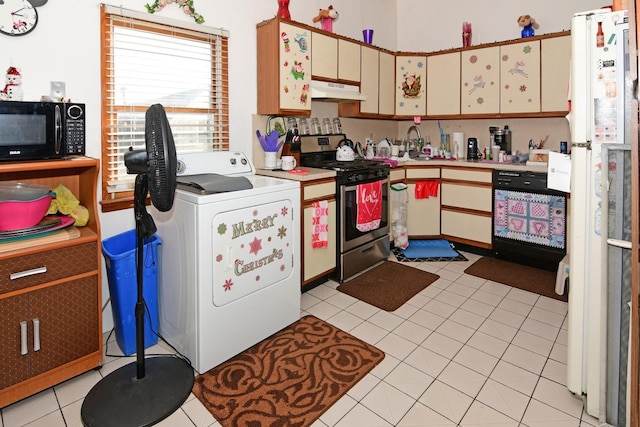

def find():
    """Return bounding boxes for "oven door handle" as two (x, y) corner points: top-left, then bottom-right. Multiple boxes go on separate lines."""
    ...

(342, 177), (389, 193)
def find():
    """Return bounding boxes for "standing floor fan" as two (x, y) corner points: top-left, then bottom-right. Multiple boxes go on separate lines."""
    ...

(81, 104), (194, 426)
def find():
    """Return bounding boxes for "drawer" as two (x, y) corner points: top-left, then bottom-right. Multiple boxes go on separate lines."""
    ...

(303, 181), (336, 201)
(0, 243), (98, 294)
(441, 209), (492, 244)
(441, 167), (492, 183)
(441, 182), (492, 212)
(406, 168), (440, 180)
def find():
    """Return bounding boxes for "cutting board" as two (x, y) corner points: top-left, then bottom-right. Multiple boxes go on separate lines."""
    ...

(0, 226), (81, 254)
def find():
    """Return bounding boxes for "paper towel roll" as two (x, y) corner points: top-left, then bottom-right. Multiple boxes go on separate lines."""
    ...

(453, 132), (465, 159)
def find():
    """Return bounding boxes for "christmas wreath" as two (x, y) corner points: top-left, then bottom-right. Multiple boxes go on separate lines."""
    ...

(145, 0), (205, 24)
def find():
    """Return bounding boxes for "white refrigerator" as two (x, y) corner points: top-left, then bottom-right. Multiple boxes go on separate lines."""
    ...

(567, 8), (630, 423)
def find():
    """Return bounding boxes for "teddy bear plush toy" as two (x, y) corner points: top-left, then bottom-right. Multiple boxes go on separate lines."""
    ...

(312, 5), (338, 32)
(518, 15), (539, 38)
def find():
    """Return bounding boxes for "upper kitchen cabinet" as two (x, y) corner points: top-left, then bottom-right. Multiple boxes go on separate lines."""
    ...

(339, 47), (394, 117)
(427, 52), (461, 116)
(311, 33), (361, 82)
(311, 32), (337, 79)
(541, 34), (571, 112)
(395, 55), (427, 116)
(257, 19), (312, 115)
(338, 39), (361, 82)
(379, 51), (395, 115)
(461, 46), (500, 115)
(500, 40), (541, 114)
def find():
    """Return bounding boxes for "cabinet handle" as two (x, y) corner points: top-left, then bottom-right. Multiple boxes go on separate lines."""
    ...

(20, 321), (28, 355)
(33, 318), (40, 352)
(10, 266), (47, 281)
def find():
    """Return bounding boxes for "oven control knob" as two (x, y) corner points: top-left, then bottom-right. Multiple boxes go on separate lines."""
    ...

(241, 158), (247, 165)
(230, 158), (237, 165)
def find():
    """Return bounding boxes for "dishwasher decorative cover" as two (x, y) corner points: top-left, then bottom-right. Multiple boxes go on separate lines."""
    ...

(493, 190), (566, 249)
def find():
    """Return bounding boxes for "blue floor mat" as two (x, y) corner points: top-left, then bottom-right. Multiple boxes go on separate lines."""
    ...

(393, 239), (467, 262)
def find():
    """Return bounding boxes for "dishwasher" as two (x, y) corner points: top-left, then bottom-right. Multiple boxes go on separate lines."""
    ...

(492, 169), (567, 270)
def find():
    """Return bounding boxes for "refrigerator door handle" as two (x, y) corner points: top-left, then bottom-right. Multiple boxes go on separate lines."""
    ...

(606, 238), (632, 249)
(572, 142), (592, 149)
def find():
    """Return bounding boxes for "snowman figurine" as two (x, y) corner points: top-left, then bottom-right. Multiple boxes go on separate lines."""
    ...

(2, 67), (23, 101)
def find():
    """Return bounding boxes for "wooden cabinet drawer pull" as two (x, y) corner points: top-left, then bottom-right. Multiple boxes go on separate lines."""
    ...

(10, 266), (47, 281)
(33, 318), (40, 351)
(20, 321), (28, 355)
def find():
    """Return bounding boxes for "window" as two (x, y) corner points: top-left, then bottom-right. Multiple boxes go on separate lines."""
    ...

(100, 4), (229, 211)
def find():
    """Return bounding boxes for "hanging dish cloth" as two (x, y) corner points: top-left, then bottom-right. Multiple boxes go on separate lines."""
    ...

(414, 180), (439, 199)
(311, 200), (329, 248)
(356, 181), (382, 232)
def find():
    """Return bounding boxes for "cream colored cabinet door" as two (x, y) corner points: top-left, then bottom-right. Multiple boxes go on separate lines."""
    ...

(427, 52), (461, 115)
(395, 55), (427, 116)
(278, 22), (312, 112)
(303, 200), (337, 282)
(461, 46), (500, 114)
(379, 51), (395, 115)
(500, 40), (540, 113)
(311, 32), (337, 79)
(359, 46), (379, 114)
(406, 168), (440, 237)
(338, 39), (360, 82)
(541, 35), (571, 112)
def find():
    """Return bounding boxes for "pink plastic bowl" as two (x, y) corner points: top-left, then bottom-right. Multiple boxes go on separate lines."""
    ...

(0, 194), (53, 231)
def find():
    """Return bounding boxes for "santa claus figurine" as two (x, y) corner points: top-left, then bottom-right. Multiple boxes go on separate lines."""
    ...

(1, 67), (23, 101)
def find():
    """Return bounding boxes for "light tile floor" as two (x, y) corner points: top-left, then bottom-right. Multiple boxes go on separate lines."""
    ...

(0, 251), (601, 427)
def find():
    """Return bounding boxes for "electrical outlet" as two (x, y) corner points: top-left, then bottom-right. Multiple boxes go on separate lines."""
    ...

(50, 81), (65, 99)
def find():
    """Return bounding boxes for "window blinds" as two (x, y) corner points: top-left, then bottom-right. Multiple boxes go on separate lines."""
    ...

(101, 4), (229, 201)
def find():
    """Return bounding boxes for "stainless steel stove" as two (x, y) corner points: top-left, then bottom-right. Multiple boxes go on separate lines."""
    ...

(297, 134), (391, 282)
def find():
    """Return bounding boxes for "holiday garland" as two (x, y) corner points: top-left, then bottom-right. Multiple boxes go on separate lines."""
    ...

(145, 0), (204, 24)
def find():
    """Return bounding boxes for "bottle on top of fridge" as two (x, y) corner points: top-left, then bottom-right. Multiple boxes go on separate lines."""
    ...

(503, 125), (512, 152)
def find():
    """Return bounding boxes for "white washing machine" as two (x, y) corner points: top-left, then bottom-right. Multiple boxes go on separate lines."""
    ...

(150, 152), (300, 373)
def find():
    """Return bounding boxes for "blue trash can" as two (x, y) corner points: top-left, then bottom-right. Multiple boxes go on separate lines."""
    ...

(102, 230), (161, 356)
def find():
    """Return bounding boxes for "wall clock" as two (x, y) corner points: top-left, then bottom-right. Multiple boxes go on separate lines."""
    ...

(0, 0), (38, 36)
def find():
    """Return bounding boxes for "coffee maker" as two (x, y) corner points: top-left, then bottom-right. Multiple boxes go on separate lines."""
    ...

(467, 138), (480, 160)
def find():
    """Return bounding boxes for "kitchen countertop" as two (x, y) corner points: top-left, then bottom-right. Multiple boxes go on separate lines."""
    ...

(256, 166), (336, 181)
(255, 158), (548, 181)
(397, 157), (549, 172)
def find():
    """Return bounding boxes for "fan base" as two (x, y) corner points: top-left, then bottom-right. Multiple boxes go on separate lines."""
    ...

(81, 356), (194, 427)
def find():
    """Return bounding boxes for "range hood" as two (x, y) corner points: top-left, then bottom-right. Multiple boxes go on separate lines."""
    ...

(310, 80), (366, 102)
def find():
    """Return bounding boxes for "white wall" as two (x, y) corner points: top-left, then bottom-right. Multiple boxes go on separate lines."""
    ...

(397, 0), (607, 52)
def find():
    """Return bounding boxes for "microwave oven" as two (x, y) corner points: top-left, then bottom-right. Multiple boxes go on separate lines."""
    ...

(0, 101), (86, 161)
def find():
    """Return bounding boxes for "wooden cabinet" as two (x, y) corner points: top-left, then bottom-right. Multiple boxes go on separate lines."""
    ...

(541, 35), (571, 112)
(500, 40), (541, 113)
(356, 45), (379, 115)
(0, 158), (102, 408)
(405, 166), (440, 237)
(301, 178), (336, 285)
(427, 52), (461, 116)
(440, 167), (493, 248)
(461, 46), (500, 115)
(379, 51), (396, 115)
(312, 32), (337, 79)
(257, 19), (312, 115)
(340, 47), (395, 117)
(338, 39), (360, 82)
(395, 55), (427, 116)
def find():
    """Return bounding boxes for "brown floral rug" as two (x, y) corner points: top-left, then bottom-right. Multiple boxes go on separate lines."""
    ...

(338, 261), (440, 311)
(192, 315), (385, 427)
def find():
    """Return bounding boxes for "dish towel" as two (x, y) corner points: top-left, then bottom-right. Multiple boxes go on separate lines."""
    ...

(311, 200), (329, 248)
(356, 181), (382, 232)
(414, 180), (439, 199)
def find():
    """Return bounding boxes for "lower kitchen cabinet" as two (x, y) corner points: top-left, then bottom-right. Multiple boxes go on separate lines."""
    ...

(301, 178), (336, 285)
(440, 167), (493, 248)
(0, 158), (102, 408)
(406, 166), (440, 238)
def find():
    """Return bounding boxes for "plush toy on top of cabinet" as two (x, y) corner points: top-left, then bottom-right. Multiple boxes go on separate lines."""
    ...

(518, 14), (539, 38)
(312, 5), (338, 32)
(0, 67), (23, 101)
